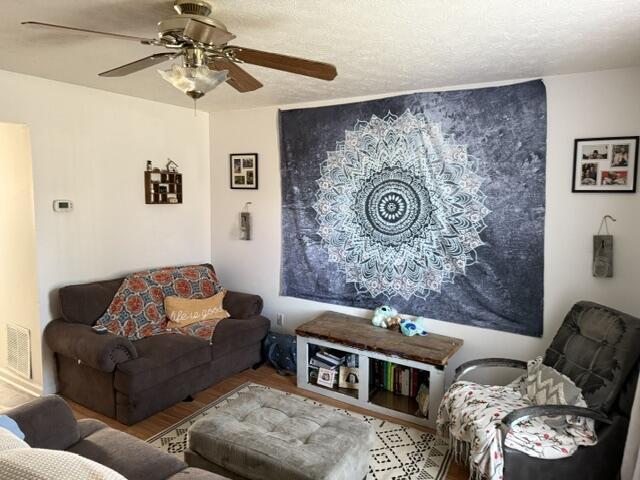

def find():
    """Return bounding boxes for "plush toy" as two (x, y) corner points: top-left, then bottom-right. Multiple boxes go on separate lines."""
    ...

(386, 315), (402, 332)
(371, 305), (398, 328)
(399, 317), (429, 336)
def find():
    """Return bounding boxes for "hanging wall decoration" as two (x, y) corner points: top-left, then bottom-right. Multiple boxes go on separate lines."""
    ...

(593, 215), (616, 278)
(279, 80), (547, 336)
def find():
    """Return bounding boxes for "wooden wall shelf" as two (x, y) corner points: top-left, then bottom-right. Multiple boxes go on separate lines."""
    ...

(145, 171), (182, 205)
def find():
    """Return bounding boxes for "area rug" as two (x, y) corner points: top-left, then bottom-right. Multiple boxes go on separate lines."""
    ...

(147, 383), (452, 480)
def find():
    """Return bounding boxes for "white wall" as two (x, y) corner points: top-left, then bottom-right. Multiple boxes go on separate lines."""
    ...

(0, 124), (40, 393)
(210, 67), (640, 385)
(0, 70), (211, 394)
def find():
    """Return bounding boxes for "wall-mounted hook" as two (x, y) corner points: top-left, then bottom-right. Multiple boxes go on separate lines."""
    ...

(597, 215), (617, 235)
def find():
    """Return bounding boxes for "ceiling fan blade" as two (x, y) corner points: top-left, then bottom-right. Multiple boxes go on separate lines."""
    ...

(232, 47), (337, 81)
(183, 18), (235, 45)
(209, 59), (262, 92)
(99, 53), (176, 77)
(22, 21), (156, 44)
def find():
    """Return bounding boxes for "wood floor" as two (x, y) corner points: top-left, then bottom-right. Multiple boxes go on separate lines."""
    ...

(0, 380), (36, 412)
(66, 365), (469, 480)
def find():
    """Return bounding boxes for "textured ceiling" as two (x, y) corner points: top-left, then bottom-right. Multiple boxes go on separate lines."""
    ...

(2, 0), (640, 112)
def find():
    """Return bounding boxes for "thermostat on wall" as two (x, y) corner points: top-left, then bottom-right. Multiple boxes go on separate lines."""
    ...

(53, 200), (73, 212)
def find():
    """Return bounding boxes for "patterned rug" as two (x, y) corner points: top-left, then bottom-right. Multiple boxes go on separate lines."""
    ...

(147, 383), (451, 480)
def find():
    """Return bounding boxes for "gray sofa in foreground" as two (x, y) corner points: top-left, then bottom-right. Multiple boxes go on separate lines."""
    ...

(4, 395), (228, 480)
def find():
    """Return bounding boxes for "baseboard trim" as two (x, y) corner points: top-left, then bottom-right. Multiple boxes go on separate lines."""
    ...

(0, 368), (42, 397)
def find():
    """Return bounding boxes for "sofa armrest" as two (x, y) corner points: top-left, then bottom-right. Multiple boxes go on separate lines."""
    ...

(4, 395), (80, 450)
(502, 405), (612, 430)
(44, 319), (138, 372)
(223, 291), (263, 319)
(454, 357), (527, 382)
(500, 404), (612, 445)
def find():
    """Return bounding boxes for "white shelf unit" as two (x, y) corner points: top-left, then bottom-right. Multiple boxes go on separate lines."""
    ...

(296, 335), (446, 429)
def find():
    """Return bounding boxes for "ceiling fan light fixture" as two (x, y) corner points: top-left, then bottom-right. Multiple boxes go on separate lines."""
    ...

(158, 64), (228, 99)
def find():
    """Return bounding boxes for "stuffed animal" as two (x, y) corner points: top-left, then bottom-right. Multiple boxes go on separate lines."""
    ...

(399, 316), (429, 336)
(386, 315), (402, 332)
(371, 305), (398, 328)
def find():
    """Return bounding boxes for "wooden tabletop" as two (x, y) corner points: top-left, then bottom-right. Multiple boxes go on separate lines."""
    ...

(295, 311), (463, 366)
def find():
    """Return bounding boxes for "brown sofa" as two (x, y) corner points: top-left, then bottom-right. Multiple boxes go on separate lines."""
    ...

(44, 266), (270, 425)
(5, 395), (228, 480)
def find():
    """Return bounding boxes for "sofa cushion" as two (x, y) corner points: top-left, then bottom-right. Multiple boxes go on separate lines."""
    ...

(68, 426), (185, 480)
(223, 291), (263, 319)
(60, 278), (124, 326)
(96, 265), (223, 340)
(544, 301), (640, 412)
(114, 334), (211, 394)
(58, 263), (219, 327)
(77, 419), (109, 441)
(210, 316), (270, 360)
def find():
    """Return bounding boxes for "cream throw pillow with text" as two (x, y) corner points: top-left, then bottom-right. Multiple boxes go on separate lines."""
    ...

(165, 290), (230, 328)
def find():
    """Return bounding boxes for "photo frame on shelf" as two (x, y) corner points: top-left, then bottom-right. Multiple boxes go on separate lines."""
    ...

(338, 366), (359, 390)
(572, 136), (638, 193)
(316, 367), (336, 388)
(230, 153), (258, 189)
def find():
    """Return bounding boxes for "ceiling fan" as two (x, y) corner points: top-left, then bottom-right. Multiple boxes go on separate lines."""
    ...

(22, 0), (338, 100)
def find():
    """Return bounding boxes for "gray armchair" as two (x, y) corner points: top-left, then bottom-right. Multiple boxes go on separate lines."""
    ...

(454, 301), (640, 480)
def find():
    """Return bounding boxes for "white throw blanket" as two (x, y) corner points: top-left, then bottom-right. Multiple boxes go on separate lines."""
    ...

(437, 380), (597, 480)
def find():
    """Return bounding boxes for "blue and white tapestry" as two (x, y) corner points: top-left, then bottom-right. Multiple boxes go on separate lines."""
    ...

(279, 80), (546, 336)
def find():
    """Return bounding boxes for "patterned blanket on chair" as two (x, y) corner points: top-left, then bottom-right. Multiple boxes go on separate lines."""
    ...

(95, 265), (223, 342)
(437, 380), (596, 480)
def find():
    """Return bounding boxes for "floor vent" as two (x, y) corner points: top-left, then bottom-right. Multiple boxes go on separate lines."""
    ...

(6, 324), (31, 379)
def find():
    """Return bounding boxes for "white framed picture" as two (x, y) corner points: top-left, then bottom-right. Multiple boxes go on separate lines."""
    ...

(572, 137), (638, 193)
(316, 367), (336, 388)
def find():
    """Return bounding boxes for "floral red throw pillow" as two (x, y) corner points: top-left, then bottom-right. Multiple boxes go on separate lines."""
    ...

(95, 265), (222, 340)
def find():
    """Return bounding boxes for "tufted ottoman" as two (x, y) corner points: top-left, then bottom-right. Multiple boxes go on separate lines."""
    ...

(185, 389), (374, 480)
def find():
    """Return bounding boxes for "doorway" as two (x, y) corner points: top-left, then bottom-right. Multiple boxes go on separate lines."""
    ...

(0, 123), (41, 395)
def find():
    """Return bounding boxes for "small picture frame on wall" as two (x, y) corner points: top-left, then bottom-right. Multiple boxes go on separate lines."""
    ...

(230, 153), (258, 189)
(572, 136), (638, 193)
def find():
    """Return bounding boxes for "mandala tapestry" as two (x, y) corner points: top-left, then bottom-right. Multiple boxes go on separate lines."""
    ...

(279, 80), (546, 336)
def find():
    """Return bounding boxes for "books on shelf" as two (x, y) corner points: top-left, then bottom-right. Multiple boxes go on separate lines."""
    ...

(371, 359), (429, 399)
(309, 357), (336, 370)
(316, 350), (342, 366)
(308, 348), (359, 390)
(309, 349), (358, 371)
(345, 354), (358, 368)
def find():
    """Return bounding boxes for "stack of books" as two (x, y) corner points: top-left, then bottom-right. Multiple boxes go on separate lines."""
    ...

(309, 350), (344, 370)
(371, 360), (429, 398)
